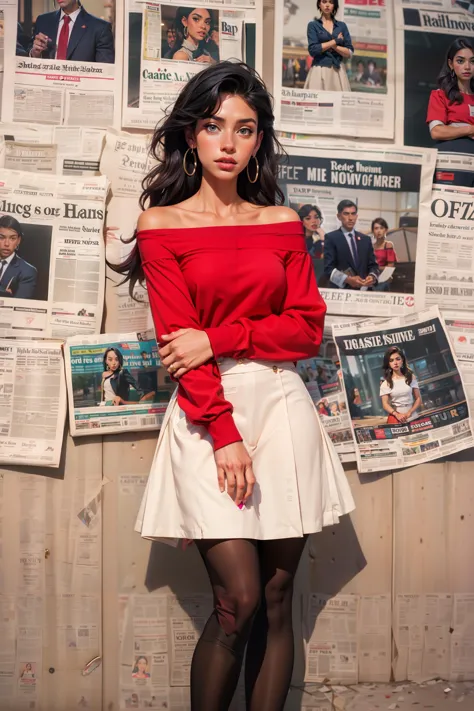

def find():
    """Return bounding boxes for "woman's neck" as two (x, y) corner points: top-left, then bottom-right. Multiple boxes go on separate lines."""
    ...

(321, 13), (333, 22)
(458, 79), (473, 95)
(188, 174), (246, 219)
(374, 236), (385, 246)
(184, 36), (199, 50)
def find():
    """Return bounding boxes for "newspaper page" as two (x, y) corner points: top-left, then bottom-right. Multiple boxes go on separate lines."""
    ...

(358, 594), (391, 682)
(0, 123), (106, 176)
(123, 0), (258, 129)
(64, 329), (175, 436)
(395, 2), (474, 186)
(274, 0), (395, 138)
(0, 339), (66, 467)
(279, 143), (436, 317)
(450, 593), (474, 681)
(416, 185), (474, 312)
(3, 0), (122, 127)
(304, 593), (359, 684)
(333, 307), (474, 473)
(0, 169), (107, 338)
(297, 320), (356, 461)
(168, 593), (212, 687)
(443, 311), (474, 407)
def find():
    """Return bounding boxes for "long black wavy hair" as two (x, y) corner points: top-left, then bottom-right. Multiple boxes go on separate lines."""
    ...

(438, 37), (474, 105)
(382, 346), (413, 390)
(110, 61), (284, 296)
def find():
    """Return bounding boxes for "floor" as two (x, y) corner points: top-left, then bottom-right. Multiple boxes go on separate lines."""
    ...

(286, 680), (474, 710)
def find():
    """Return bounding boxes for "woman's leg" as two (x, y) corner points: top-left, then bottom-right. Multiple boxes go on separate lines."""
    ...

(245, 536), (308, 711)
(191, 539), (261, 711)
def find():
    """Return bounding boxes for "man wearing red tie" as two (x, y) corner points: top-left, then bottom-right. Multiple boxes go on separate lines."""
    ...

(27, 0), (114, 63)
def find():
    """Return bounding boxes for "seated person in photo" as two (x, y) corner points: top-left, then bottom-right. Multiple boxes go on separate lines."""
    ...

(427, 37), (474, 152)
(323, 200), (379, 290)
(0, 216), (37, 300)
(353, 59), (365, 82)
(27, 0), (115, 63)
(361, 60), (382, 87)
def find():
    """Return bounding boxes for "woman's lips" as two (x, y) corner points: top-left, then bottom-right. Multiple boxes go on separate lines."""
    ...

(216, 160), (237, 171)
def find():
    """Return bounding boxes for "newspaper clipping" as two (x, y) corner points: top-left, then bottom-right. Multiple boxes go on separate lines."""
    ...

(0, 169), (107, 338)
(333, 307), (474, 473)
(3, 0), (122, 127)
(416, 185), (474, 312)
(443, 311), (474, 408)
(123, 0), (258, 129)
(0, 339), (66, 467)
(64, 329), (174, 436)
(279, 144), (436, 317)
(274, 0), (395, 138)
(396, 1), (474, 186)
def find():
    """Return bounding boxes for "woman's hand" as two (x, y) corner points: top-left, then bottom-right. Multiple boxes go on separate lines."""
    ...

(112, 396), (124, 406)
(196, 55), (213, 63)
(159, 328), (213, 377)
(394, 411), (408, 423)
(103, 225), (120, 245)
(214, 442), (255, 507)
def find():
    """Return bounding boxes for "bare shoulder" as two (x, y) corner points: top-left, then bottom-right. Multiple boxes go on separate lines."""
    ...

(261, 205), (300, 224)
(385, 240), (394, 249)
(137, 206), (178, 232)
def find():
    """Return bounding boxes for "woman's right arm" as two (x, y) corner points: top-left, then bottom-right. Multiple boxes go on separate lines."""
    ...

(427, 89), (474, 140)
(307, 22), (336, 58)
(430, 123), (474, 140)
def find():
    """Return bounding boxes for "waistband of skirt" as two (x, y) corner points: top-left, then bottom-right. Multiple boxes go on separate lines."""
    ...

(216, 358), (297, 376)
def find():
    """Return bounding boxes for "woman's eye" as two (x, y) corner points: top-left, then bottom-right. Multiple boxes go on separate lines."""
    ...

(239, 127), (253, 135)
(205, 124), (218, 132)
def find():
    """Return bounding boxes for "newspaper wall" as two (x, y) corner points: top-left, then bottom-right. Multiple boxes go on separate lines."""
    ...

(100, 130), (154, 332)
(0, 339), (66, 467)
(395, 2), (474, 186)
(274, 0), (395, 138)
(279, 143), (436, 317)
(2, 0), (122, 128)
(416, 185), (474, 312)
(0, 123), (106, 176)
(333, 307), (474, 473)
(123, 0), (258, 129)
(297, 320), (356, 462)
(64, 329), (174, 436)
(0, 169), (107, 338)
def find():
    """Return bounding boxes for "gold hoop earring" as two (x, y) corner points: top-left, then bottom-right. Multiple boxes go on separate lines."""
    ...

(183, 147), (197, 177)
(184, 26), (188, 38)
(247, 155), (259, 184)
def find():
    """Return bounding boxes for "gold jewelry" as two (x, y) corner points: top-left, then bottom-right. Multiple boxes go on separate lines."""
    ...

(183, 147), (197, 177)
(247, 155), (259, 184)
(169, 363), (177, 372)
(184, 26), (188, 39)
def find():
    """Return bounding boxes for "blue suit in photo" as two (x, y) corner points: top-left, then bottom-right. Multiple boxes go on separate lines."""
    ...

(323, 229), (379, 287)
(28, 7), (115, 63)
(0, 255), (38, 299)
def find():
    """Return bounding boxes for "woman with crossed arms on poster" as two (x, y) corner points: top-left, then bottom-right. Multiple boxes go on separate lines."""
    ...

(380, 346), (422, 425)
(304, 0), (353, 92)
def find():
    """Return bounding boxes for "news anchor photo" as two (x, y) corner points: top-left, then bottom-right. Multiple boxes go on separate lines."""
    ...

(323, 199), (380, 290)
(0, 216), (37, 300)
(426, 37), (474, 154)
(25, 0), (115, 63)
(304, 0), (353, 92)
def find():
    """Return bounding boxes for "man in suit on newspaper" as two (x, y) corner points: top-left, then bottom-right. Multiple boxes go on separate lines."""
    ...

(323, 199), (380, 290)
(26, 0), (115, 63)
(0, 217), (37, 300)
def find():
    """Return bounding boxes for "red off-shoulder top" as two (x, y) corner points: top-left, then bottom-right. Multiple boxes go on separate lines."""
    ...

(138, 221), (326, 451)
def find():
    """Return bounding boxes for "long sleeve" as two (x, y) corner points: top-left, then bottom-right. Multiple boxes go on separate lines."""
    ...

(307, 22), (323, 58)
(341, 23), (354, 53)
(204, 249), (326, 362)
(141, 248), (242, 451)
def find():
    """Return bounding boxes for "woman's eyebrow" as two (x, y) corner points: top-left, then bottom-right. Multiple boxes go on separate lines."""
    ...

(209, 115), (257, 125)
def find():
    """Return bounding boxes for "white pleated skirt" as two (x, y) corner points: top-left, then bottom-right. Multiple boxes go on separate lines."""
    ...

(304, 64), (351, 92)
(135, 360), (355, 544)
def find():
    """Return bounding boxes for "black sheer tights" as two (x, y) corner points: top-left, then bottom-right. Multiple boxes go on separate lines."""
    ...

(190, 537), (308, 711)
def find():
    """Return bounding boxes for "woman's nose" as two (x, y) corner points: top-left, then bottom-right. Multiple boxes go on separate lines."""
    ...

(220, 132), (236, 152)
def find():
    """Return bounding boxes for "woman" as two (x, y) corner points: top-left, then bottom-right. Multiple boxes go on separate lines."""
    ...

(297, 204), (325, 258)
(426, 37), (474, 152)
(371, 217), (396, 292)
(172, 7), (218, 64)
(348, 387), (362, 419)
(20, 663), (35, 679)
(132, 656), (150, 679)
(113, 61), (354, 711)
(101, 347), (155, 406)
(328, 401), (340, 417)
(304, 0), (353, 92)
(380, 347), (422, 424)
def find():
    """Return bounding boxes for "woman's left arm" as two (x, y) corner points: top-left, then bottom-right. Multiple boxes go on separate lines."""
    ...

(333, 23), (353, 58)
(407, 387), (422, 418)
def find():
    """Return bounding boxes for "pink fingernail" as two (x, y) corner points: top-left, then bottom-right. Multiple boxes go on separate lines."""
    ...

(238, 502), (244, 510)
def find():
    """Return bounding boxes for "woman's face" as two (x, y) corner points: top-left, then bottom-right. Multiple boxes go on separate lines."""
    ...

(26, 664), (32, 671)
(389, 352), (403, 372)
(182, 8), (211, 43)
(449, 48), (474, 83)
(319, 0), (335, 16)
(106, 351), (120, 372)
(191, 94), (263, 182)
(302, 210), (321, 233)
(330, 403), (338, 413)
(353, 388), (359, 397)
(137, 658), (147, 673)
(373, 222), (386, 240)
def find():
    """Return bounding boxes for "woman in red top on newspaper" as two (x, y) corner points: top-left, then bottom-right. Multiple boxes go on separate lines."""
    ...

(114, 62), (354, 711)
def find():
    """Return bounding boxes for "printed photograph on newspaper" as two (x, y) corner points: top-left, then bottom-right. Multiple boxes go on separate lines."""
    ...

(395, 1), (474, 187)
(0, 169), (107, 338)
(443, 311), (474, 408)
(2, 0), (121, 127)
(297, 319), (356, 461)
(332, 307), (474, 473)
(279, 144), (436, 317)
(64, 329), (175, 436)
(415, 184), (474, 312)
(274, 0), (395, 138)
(123, 0), (258, 129)
(0, 339), (66, 467)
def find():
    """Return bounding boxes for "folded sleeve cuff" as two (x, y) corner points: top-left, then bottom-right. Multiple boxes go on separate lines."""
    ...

(205, 326), (233, 360)
(207, 411), (243, 451)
